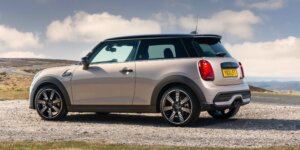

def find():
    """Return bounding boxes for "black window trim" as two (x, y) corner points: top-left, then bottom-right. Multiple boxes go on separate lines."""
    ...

(179, 38), (191, 58)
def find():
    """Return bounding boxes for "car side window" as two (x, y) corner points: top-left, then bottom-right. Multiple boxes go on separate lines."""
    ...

(90, 40), (139, 64)
(148, 45), (176, 59)
(136, 39), (188, 60)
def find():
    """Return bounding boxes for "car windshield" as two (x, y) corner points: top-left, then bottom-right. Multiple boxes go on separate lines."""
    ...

(193, 38), (231, 58)
(89, 40), (139, 64)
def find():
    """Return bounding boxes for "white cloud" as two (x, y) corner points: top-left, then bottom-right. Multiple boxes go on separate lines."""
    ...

(0, 51), (45, 58)
(153, 12), (178, 29)
(250, 0), (284, 10)
(47, 10), (261, 43)
(236, 0), (284, 10)
(47, 11), (161, 43)
(180, 10), (261, 39)
(225, 36), (300, 77)
(0, 25), (41, 49)
(153, 10), (261, 39)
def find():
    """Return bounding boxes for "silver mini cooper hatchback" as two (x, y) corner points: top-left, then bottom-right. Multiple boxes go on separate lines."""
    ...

(29, 34), (251, 126)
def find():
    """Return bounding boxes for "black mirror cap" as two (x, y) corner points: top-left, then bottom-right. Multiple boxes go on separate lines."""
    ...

(81, 56), (89, 70)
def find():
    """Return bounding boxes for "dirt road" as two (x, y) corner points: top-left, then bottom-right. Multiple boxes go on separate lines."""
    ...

(0, 100), (299, 148)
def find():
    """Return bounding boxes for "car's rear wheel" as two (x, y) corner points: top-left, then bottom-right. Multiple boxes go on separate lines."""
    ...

(35, 85), (68, 120)
(160, 86), (200, 126)
(207, 106), (240, 119)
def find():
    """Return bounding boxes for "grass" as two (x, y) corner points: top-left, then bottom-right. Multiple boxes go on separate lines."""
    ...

(252, 91), (300, 97)
(0, 141), (299, 150)
(0, 74), (32, 100)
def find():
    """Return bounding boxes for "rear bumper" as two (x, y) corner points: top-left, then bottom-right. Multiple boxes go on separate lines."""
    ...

(213, 90), (251, 107)
(200, 90), (251, 111)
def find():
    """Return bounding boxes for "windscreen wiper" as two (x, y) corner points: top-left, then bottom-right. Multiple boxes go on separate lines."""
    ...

(216, 52), (227, 57)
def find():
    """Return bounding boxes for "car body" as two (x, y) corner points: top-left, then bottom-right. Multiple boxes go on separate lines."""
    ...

(29, 34), (251, 126)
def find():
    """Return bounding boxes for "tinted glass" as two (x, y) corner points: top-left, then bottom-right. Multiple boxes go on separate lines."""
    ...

(90, 40), (139, 64)
(148, 45), (176, 59)
(193, 38), (231, 57)
(137, 39), (188, 60)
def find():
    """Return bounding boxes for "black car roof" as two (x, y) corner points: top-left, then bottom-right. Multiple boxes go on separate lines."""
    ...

(105, 34), (221, 41)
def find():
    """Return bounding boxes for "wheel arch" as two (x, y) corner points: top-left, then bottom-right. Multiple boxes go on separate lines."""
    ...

(29, 76), (71, 109)
(150, 75), (206, 112)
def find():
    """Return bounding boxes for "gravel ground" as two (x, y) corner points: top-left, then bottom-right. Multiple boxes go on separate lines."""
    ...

(0, 100), (299, 148)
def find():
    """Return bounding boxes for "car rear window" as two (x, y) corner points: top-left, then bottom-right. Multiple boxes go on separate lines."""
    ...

(193, 38), (231, 58)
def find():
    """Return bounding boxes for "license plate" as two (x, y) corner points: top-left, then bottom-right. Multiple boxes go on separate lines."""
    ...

(222, 69), (238, 77)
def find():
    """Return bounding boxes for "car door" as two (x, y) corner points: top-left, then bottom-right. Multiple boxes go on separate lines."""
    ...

(71, 40), (139, 105)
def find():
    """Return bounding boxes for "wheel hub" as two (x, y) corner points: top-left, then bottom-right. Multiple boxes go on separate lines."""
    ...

(46, 101), (53, 107)
(173, 102), (181, 111)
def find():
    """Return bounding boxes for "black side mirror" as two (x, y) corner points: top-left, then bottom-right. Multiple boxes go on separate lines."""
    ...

(81, 57), (90, 70)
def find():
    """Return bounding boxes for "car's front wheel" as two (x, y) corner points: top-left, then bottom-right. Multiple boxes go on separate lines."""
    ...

(35, 85), (68, 120)
(160, 86), (200, 126)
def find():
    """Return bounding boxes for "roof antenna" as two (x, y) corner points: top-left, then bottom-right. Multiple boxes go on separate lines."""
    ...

(190, 15), (198, 34)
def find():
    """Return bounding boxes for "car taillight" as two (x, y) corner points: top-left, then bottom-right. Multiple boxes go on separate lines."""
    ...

(199, 60), (214, 81)
(239, 62), (245, 79)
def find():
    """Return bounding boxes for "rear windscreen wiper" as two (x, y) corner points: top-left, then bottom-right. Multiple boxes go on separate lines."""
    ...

(216, 52), (227, 57)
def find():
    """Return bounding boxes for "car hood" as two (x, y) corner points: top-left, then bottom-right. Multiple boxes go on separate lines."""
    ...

(34, 65), (78, 81)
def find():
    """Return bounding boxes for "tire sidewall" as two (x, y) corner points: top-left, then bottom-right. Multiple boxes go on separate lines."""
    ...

(35, 85), (68, 120)
(208, 106), (240, 119)
(160, 86), (200, 127)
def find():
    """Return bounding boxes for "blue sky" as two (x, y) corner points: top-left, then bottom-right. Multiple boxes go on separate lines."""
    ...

(0, 0), (300, 80)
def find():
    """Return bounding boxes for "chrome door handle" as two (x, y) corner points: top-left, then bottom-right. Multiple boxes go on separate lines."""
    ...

(120, 67), (133, 74)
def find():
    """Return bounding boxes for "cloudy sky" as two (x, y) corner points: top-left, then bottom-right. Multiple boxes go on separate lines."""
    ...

(0, 0), (300, 80)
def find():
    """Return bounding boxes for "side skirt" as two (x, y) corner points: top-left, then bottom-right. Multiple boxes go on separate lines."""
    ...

(67, 105), (157, 113)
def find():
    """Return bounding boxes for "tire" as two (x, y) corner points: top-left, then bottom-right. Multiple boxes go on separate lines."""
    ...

(35, 85), (68, 120)
(207, 106), (240, 119)
(160, 86), (200, 127)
